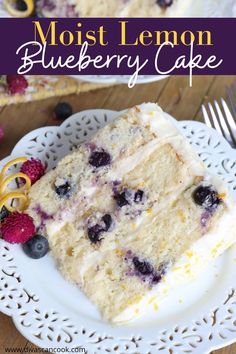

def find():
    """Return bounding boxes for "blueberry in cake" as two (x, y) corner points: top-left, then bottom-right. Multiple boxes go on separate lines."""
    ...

(27, 103), (236, 323)
(36, 0), (197, 17)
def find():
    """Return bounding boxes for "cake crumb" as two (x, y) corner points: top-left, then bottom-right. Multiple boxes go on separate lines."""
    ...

(115, 249), (123, 256)
(146, 208), (153, 215)
(186, 250), (193, 258)
(127, 294), (142, 305)
(148, 296), (157, 304)
(153, 303), (159, 311)
(177, 209), (186, 222)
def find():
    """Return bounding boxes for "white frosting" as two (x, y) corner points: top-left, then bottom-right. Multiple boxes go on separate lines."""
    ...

(109, 103), (205, 179)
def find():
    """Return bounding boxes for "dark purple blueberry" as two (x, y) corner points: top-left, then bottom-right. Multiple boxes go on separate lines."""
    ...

(151, 262), (168, 284)
(193, 185), (221, 210)
(89, 150), (111, 168)
(88, 224), (104, 244)
(156, 0), (173, 8)
(114, 191), (129, 207)
(16, 0), (27, 11)
(151, 273), (162, 284)
(134, 190), (144, 203)
(88, 214), (113, 244)
(102, 214), (112, 231)
(158, 261), (168, 276)
(55, 181), (72, 199)
(54, 102), (73, 120)
(112, 180), (121, 194)
(22, 235), (49, 259)
(133, 257), (153, 275)
(0, 206), (10, 222)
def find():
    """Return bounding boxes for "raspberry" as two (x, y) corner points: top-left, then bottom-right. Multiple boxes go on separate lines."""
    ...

(21, 158), (45, 185)
(1, 212), (35, 244)
(6, 75), (28, 95)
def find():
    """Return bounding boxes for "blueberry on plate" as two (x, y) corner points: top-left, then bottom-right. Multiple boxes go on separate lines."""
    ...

(54, 102), (73, 120)
(23, 235), (49, 259)
(89, 150), (111, 168)
(193, 185), (221, 210)
(55, 181), (72, 199)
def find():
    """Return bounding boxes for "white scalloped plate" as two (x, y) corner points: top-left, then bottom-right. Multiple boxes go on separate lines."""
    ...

(1, 109), (236, 354)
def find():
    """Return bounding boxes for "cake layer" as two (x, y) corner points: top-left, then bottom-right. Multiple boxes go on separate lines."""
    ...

(27, 103), (236, 323)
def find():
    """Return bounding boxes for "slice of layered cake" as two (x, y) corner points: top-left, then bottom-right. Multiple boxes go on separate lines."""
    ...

(27, 103), (236, 323)
(36, 0), (197, 18)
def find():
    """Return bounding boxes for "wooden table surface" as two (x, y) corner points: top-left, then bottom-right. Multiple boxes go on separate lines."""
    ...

(0, 75), (236, 354)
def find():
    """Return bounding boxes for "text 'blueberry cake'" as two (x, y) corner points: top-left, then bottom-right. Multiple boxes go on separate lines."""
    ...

(27, 103), (236, 323)
(37, 0), (198, 18)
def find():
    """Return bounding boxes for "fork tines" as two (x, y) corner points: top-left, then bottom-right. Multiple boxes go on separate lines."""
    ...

(202, 98), (236, 148)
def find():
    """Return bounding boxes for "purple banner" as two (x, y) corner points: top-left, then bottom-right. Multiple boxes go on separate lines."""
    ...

(0, 18), (235, 79)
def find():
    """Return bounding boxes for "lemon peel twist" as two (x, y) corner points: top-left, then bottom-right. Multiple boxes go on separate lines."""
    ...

(0, 157), (31, 212)
(4, 0), (34, 17)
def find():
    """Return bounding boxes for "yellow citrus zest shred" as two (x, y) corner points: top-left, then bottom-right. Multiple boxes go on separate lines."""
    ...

(4, 0), (34, 18)
(0, 192), (28, 212)
(0, 157), (31, 212)
(0, 157), (27, 183)
(0, 172), (31, 195)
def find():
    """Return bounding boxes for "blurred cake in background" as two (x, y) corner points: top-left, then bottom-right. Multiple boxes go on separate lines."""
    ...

(36, 0), (196, 17)
(0, 75), (112, 106)
(2, 0), (235, 18)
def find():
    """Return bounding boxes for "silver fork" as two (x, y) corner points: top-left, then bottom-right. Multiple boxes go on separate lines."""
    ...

(201, 98), (236, 148)
(226, 84), (236, 120)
